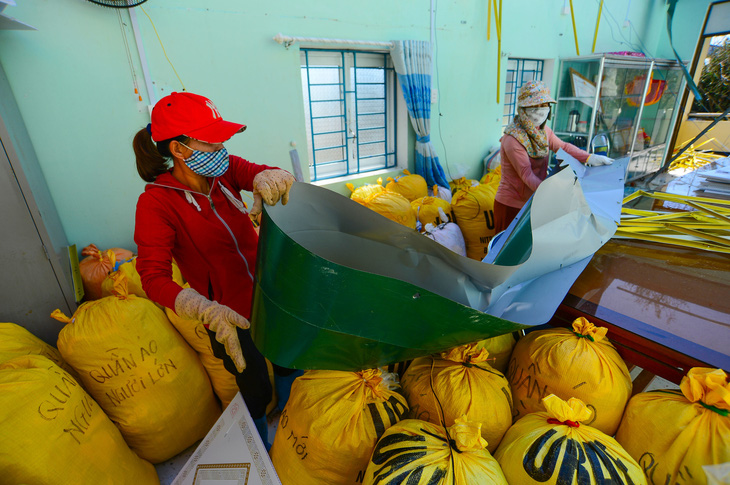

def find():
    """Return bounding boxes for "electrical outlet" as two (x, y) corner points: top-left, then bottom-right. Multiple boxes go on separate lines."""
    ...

(431, 88), (438, 104)
(562, 6), (570, 15)
(623, 20), (630, 28)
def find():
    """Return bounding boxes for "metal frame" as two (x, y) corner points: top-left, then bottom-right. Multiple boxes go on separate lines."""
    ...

(503, 58), (545, 128)
(301, 48), (397, 182)
(554, 54), (684, 181)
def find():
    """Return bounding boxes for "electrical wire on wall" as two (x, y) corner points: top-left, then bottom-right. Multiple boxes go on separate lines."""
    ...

(139, 6), (187, 92)
(118, 10), (142, 101)
(433, 0), (455, 182)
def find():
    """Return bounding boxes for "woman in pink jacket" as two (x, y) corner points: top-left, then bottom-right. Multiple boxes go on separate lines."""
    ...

(494, 80), (613, 234)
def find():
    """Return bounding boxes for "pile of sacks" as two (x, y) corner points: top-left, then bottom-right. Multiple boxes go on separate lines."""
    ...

(347, 164), (503, 261)
(270, 316), (729, 484)
(0, 244), (276, 484)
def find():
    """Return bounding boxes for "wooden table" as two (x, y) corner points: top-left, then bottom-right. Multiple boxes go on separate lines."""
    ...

(549, 238), (730, 387)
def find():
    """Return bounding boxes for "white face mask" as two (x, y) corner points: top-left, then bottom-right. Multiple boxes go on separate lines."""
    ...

(522, 106), (550, 127)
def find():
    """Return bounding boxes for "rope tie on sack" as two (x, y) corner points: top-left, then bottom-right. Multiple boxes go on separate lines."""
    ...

(461, 360), (503, 377)
(699, 401), (729, 417)
(428, 357), (460, 485)
(654, 389), (729, 417)
(573, 332), (595, 342)
(547, 418), (581, 428)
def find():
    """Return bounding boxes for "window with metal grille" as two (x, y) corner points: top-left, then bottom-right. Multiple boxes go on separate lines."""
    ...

(301, 49), (398, 182)
(503, 58), (545, 129)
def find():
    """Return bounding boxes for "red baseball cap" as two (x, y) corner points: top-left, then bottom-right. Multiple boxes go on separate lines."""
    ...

(150, 92), (246, 143)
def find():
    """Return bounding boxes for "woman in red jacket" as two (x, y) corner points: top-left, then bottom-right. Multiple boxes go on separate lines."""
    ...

(494, 80), (613, 234)
(132, 91), (296, 447)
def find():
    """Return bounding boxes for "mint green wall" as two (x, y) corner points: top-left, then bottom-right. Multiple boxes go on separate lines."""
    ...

(0, 0), (712, 252)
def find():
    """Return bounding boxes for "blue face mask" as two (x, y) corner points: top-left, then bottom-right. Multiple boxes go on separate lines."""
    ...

(181, 143), (230, 177)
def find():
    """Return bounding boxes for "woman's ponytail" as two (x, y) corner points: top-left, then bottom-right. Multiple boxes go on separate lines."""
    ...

(133, 127), (169, 182)
(132, 127), (189, 182)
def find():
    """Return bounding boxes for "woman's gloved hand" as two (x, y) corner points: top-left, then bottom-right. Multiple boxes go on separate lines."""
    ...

(174, 287), (249, 372)
(250, 169), (295, 216)
(586, 154), (614, 167)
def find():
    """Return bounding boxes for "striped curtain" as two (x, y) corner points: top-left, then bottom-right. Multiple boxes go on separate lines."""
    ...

(390, 40), (449, 189)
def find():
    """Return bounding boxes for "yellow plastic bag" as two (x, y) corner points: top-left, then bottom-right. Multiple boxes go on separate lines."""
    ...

(363, 416), (508, 484)
(79, 244), (134, 301)
(164, 291), (277, 413)
(401, 343), (513, 453)
(451, 183), (498, 260)
(0, 322), (79, 380)
(357, 190), (417, 229)
(411, 196), (453, 230)
(506, 317), (631, 435)
(449, 176), (479, 194)
(474, 332), (516, 373)
(495, 395), (646, 484)
(479, 164), (502, 192)
(615, 367), (730, 485)
(52, 273), (220, 463)
(164, 303), (239, 409)
(271, 369), (409, 485)
(347, 177), (384, 203)
(385, 169), (428, 201)
(0, 355), (158, 485)
(101, 256), (184, 299)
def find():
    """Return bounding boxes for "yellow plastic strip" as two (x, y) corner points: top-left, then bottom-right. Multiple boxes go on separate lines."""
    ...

(569, 0), (580, 55)
(624, 211), (692, 222)
(614, 230), (730, 253)
(621, 208), (658, 216)
(592, 0), (603, 53)
(665, 223), (730, 246)
(649, 191), (730, 207)
(685, 201), (730, 224)
(493, 0), (502, 103)
(487, 0), (491, 40)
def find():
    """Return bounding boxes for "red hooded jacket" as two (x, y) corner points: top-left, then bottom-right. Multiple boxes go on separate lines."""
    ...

(134, 155), (274, 319)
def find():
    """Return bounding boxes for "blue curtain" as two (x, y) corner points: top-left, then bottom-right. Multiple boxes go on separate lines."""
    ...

(390, 40), (449, 189)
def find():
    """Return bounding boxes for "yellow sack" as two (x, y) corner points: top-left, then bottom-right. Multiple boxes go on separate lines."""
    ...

(474, 332), (516, 373)
(164, 293), (276, 414)
(451, 183), (498, 260)
(101, 256), (184, 299)
(271, 369), (408, 485)
(363, 416), (508, 484)
(347, 177), (384, 203)
(0, 355), (158, 485)
(411, 196), (452, 230)
(385, 169), (428, 201)
(53, 273), (220, 463)
(449, 176), (479, 194)
(506, 317), (631, 435)
(496, 395), (645, 484)
(0, 322), (79, 380)
(615, 367), (730, 485)
(357, 190), (417, 229)
(164, 303), (239, 410)
(401, 343), (513, 453)
(479, 164), (502, 192)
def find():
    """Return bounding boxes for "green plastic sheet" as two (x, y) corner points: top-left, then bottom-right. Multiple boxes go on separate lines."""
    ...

(251, 160), (623, 371)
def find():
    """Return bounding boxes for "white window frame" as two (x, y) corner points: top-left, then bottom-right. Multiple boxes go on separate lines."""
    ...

(300, 48), (408, 184)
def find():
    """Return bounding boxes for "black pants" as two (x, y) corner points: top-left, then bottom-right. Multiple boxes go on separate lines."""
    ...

(207, 327), (297, 419)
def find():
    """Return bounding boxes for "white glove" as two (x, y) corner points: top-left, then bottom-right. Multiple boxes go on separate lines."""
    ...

(586, 154), (614, 167)
(250, 169), (295, 216)
(174, 288), (249, 372)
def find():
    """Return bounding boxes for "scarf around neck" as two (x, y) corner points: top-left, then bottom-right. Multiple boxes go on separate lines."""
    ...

(504, 111), (549, 158)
